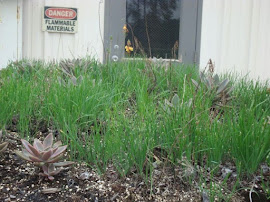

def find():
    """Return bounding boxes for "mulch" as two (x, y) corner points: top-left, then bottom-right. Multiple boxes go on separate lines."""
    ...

(0, 131), (269, 201)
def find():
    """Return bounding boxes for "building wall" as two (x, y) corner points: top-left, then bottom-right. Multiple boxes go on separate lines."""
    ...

(0, 0), (23, 69)
(22, 0), (105, 63)
(200, 0), (270, 82)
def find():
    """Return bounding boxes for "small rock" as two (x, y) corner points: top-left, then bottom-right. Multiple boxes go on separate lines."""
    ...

(153, 170), (161, 176)
(221, 167), (233, 178)
(255, 176), (262, 182)
(202, 190), (210, 202)
(79, 172), (90, 180)
(42, 188), (61, 194)
(232, 173), (237, 178)
(10, 195), (16, 199)
(261, 165), (270, 175)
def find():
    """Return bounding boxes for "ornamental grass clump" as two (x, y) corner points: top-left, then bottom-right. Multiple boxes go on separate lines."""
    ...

(15, 133), (73, 180)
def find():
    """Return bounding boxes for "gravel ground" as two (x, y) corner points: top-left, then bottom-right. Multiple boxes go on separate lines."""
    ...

(1, 131), (269, 201)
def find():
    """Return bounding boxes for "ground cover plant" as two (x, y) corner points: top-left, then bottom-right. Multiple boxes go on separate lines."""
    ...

(15, 133), (73, 180)
(0, 58), (269, 201)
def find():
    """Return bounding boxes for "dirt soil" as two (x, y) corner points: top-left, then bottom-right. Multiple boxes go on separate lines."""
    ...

(0, 131), (269, 202)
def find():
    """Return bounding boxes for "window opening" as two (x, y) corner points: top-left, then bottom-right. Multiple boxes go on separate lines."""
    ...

(125, 0), (180, 59)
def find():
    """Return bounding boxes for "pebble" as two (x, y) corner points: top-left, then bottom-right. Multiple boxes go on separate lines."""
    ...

(79, 172), (90, 180)
(261, 165), (270, 174)
(221, 167), (233, 178)
(10, 195), (16, 199)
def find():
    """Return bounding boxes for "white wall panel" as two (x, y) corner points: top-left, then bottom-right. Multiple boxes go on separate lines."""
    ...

(0, 0), (23, 69)
(200, 0), (270, 82)
(22, 0), (105, 62)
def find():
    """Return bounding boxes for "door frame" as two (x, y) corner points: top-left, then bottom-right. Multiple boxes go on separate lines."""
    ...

(103, 0), (203, 65)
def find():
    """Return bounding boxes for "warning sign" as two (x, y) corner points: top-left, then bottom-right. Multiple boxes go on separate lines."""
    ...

(42, 6), (78, 33)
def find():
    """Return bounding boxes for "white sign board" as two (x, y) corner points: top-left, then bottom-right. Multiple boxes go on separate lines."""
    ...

(42, 6), (78, 34)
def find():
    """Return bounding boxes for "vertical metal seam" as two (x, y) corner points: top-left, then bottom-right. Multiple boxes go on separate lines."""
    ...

(194, 0), (200, 64)
(194, 0), (198, 53)
(17, 0), (19, 60)
(195, 0), (203, 65)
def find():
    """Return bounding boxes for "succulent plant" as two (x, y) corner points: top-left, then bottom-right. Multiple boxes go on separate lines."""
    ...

(58, 59), (85, 86)
(160, 94), (192, 114)
(191, 72), (233, 109)
(0, 130), (8, 154)
(40, 162), (73, 180)
(15, 133), (73, 180)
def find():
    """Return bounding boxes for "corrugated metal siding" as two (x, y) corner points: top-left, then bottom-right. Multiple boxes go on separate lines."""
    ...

(200, 0), (270, 82)
(0, 0), (23, 68)
(22, 0), (105, 62)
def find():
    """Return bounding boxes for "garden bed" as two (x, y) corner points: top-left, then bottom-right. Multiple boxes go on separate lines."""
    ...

(0, 131), (239, 201)
(0, 59), (269, 201)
